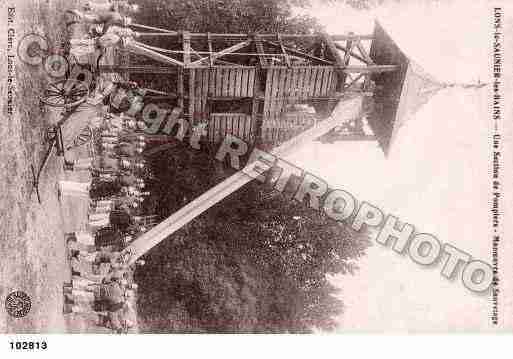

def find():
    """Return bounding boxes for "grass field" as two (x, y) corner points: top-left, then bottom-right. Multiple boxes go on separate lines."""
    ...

(0, 0), (115, 333)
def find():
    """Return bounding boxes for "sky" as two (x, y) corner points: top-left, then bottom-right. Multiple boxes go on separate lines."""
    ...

(286, 0), (513, 331)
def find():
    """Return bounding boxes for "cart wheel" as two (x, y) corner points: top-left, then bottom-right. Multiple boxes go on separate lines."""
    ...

(40, 79), (89, 108)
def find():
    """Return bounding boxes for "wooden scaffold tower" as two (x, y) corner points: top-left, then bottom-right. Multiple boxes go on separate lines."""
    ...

(101, 20), (441, 263)
(102, 25), (398, 149)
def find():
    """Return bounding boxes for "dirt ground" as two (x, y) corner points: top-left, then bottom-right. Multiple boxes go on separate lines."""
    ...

(0, 0), (113, 333)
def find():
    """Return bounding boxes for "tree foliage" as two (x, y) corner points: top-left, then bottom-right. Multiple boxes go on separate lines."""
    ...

(133, 0), (323, 34)
(137, 144), (370, 333)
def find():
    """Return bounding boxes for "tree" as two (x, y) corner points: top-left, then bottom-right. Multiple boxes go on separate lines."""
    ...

(136, 143), (370, 333)
(133, 0), (323, 34)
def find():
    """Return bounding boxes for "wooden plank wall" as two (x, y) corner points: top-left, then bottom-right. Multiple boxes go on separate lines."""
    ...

(188, 65), (337, 145)
(208, 113), (255, 144)
(189, 67), (256, 123)
(260, 112), (317, 145)
(263, 67), (337, 116)
(261, 66), (337, 144)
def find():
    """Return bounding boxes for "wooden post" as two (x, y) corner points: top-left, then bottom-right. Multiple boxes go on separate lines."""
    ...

(177, 68), (184, 109)
(277, 33), (291, 67)
(183, 31), (191, 67)
(207, 32), (214, 67)
(321, 33), (346, 91)
(252, 68), (261, 144)
(189, 69), (195, 124)
(340, 32), (355, 91)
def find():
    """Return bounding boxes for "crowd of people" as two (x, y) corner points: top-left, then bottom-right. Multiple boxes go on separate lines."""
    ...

(59, 1), (157, 333)
(60, 104), (158, 332)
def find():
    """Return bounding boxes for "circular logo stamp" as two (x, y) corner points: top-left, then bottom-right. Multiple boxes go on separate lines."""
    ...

(5, 291), (31, 318)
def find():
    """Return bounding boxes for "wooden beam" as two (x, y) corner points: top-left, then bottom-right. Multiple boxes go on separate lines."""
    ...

(251, 65), (398, 74)
(130, 23), (178, 34)
(177, 68), (184, 108)
(342, 33), (355, 66)
(342, 65), (398, 73)
(132, 31), (373, 41)
(186, 33), (373, 40)
(98, 65), (178, 74)
(189, 47), (204, 60)
(252, 67), (262, 143)
(124, 96), (364, 264)
(277, 33), (291, 67)
(263, 40), (334, 66)
(136, 32), (182, 37)
(254, 35), (267, 67)
(331, 34), (373, 41)
(334, 43), (367, 64)
(355, 39), (375, 64)
(190, 40), (252, 66)
(189, 69), (196, 124)
(207, 32), (214, 67)
(125, 41), (184, 67)
(183, 31), (191, 66)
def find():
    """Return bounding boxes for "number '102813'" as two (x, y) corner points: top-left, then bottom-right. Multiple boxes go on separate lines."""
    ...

(9, 341), (47, 350)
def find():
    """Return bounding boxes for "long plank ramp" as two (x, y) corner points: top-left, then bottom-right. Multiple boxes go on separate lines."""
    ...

(125, 95), (363, 263)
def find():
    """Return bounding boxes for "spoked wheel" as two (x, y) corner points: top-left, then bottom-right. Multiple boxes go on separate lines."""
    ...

(40, 79), (89, 108)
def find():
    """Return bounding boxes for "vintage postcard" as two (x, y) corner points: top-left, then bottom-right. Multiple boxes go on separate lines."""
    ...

(0, 0), (512, 342)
